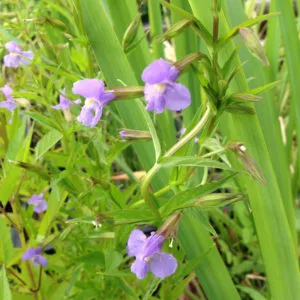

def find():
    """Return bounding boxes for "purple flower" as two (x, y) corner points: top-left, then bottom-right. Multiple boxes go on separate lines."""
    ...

(51, 90), (81, 110)
(28, 194), (47, 213)
(22, 247), (48, 267)
(127, 229), (177, 279)
(0, 85), (18, 112)
(142, 58), (191, 113)
(72, 79), (115, 128)
(4, 41), (34, 68)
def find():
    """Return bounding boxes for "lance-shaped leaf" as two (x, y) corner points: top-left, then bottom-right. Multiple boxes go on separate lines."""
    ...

(217, 12), (280, 48)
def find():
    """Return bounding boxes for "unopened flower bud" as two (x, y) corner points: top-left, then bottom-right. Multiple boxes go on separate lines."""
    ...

(15, 97), (31, 108)
(109, 86), (144, 100)
(194, 193), (245, 208)
(174, 52), (209, 73)
(119, 129), (152, 141)
(228, 142), (265, 184)
(239, 28), (269, 67)
(156, 19), (192, 43)
(230, 93), (262, 103)
(122, 14), (141, 54)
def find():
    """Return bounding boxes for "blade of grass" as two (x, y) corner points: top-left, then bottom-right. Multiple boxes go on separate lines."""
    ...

(179, 211), (240, 300)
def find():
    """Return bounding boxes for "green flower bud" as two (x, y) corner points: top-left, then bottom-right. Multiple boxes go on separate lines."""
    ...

(122, 14), (141, 54)
(194, 193), (245, 208)
(119, 129), (152, 141)
(109, 86), (144, 100)
(239, 28), (269, 67)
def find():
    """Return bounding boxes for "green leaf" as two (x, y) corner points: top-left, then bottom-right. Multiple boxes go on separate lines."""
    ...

(35, 129), (63, 160)
(77, 251), (105, 266)
(160, 174), (236, 215)
(105, 250), (123, 272)
(249, 80), (281, 95)
(0, 266), (12, 300)
(237, 285), (266, 300)
(23, 111), (62, 131)
(218, 12), (280, 47)
(0, 218), (13, 264)
(159, 156), (233, 170)
(109, 208), (154, 223)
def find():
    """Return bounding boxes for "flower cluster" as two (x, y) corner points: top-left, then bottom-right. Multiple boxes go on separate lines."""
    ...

(51, 59), (191, 128)
(127, 229), (177, 279)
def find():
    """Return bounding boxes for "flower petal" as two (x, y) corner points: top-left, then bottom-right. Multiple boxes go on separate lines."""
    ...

(0, 100), (17, 112)
(149, 252), (177, 279)
(131, 259), (150, 279)
(164, 83), (191, 111)
(0, 85), (13, 99)
(33, 255), (48, 267)
(19, 51), (34, 65)
(52, 95), (72, 110)
(143, 232), (164, 259)
(28, 194), (44, 204)
(3, 54), (21, 68)
(127, 229), (146, 257)
(72, 79), (104, 98)
(100, 91), (115, 104)
(5, 41), (21, 53)
(142, 59), (174, 84)
(34, 200), (47, 213)
(22, 247), (42, 261)
(144, 84), (166, 114)
(77, 102), (103, 128)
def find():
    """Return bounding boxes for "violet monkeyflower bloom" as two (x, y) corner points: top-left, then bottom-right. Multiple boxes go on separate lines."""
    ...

(4, 41), (34, 68)
(127, 229), (177, 279)
(72, 79), (115, 128)
(28, 194), (47, 213)
(0, 84), (18, 112)
(22, 247), (48, 267)
(51, 90), (81, 110)
(142, 58), (191, 113)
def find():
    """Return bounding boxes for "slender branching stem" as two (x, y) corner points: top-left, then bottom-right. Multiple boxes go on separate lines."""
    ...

(141, 106), (211, 218)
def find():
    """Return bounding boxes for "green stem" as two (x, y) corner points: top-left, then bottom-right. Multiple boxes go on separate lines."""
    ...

(165, 105), (211, 157)
(141, 106), (211, 217)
